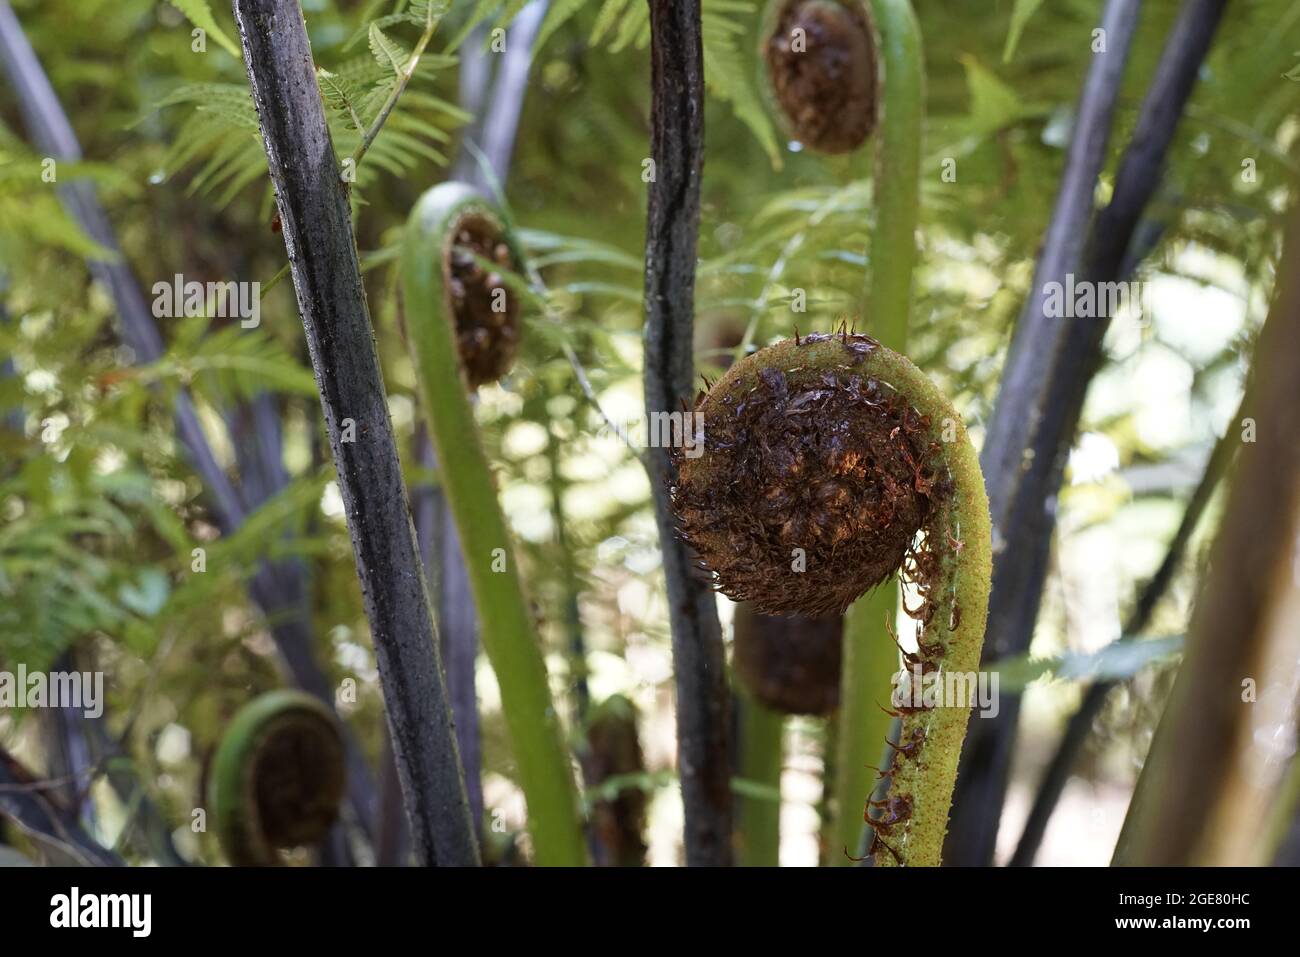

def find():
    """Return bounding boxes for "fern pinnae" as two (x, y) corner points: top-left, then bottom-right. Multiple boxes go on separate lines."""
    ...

(318, 69), (366, 132)
(167, 0), (243, 59)
(533, 0), (591, 54)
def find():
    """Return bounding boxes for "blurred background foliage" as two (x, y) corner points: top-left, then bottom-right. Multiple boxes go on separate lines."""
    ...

(0, 0), (1296, 864)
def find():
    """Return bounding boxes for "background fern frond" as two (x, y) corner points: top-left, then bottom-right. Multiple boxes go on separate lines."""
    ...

(167, 0), (243, 59)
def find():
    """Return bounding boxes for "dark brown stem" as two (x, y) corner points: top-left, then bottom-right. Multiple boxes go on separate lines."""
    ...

(233, 0), (478, 867)
(83, 717), (190, 866)
(946, 0), (1227, 864)
(643, 0), (731, 866)
(1010, 393), (1242, 866)
(1116, 208), (1300, 865)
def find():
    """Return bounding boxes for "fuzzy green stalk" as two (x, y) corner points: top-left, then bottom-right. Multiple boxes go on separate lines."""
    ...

(832, 0), (924, 865)
(831, 583), (899, 863)
(853, 342), (989, 867)
(735, 685), (785, 867)
(710, 336), (989, 866)
(402, 183), (587, 866)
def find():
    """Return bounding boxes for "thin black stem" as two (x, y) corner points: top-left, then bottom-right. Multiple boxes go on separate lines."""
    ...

(233, 0), (478, 867)
(82, 720), (189, 866)
(374, 728), (408, 865)
(643, 0), (731, 866)
(436, 496), (485, 831)
(979, 0), (1144, 511)
(40, 655), (96, 826)
(411, 429), (481, 843)
(1010, 399), (1240, 866)
(946, 0), (1227, 864)
(547, 421), (589, 723)
(0, 746), (123, 866)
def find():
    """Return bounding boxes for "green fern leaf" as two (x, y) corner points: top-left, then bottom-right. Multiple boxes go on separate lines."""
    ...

(533, 0), (590, 53)
(590, 0), (635, 45)
(318, 68), (365, 131)
(702, 4), (780, 168)
(167, 0), (242, 59)
(369, 23), (411, 75)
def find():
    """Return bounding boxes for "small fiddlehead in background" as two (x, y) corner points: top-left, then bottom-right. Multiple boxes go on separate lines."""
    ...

(672, 331), (991, 865)
(760, 0), (879, 155)
(398, 181), (527, 390)
(209, 690), (345, 867)
(585, 695), (649, 868)
(734, 607), (843, 716)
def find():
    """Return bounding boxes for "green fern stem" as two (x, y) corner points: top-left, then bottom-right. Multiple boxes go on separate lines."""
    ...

(401, 182), (588, 867)
(832, 581), (899, 862)
(862, 0), (923, 333)
(733, 609), (785, 867)
(834, 0), (925, 864)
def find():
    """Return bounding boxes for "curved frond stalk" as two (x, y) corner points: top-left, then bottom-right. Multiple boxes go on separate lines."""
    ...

(402, 182), (587, 867)
(673, 334), (989, 867)
(857, 343), (990, 867)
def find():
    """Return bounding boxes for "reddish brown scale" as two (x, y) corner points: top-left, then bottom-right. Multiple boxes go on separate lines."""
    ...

(916, 633), (946, 661)
(900, 590), (928, 621)
(886, 616), (940, 677)
(867, 830), (903, 865)
(868, 793), (913, 828)
(884, 725), (926, 761)
(864, 763), (895, 786)
(881, 698), (933, 718)
(445, 215), (521, 389)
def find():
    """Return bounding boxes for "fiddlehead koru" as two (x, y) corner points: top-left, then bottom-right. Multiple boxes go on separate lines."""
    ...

(209, 690), (345, 866)
(671, 331), (991, 866)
